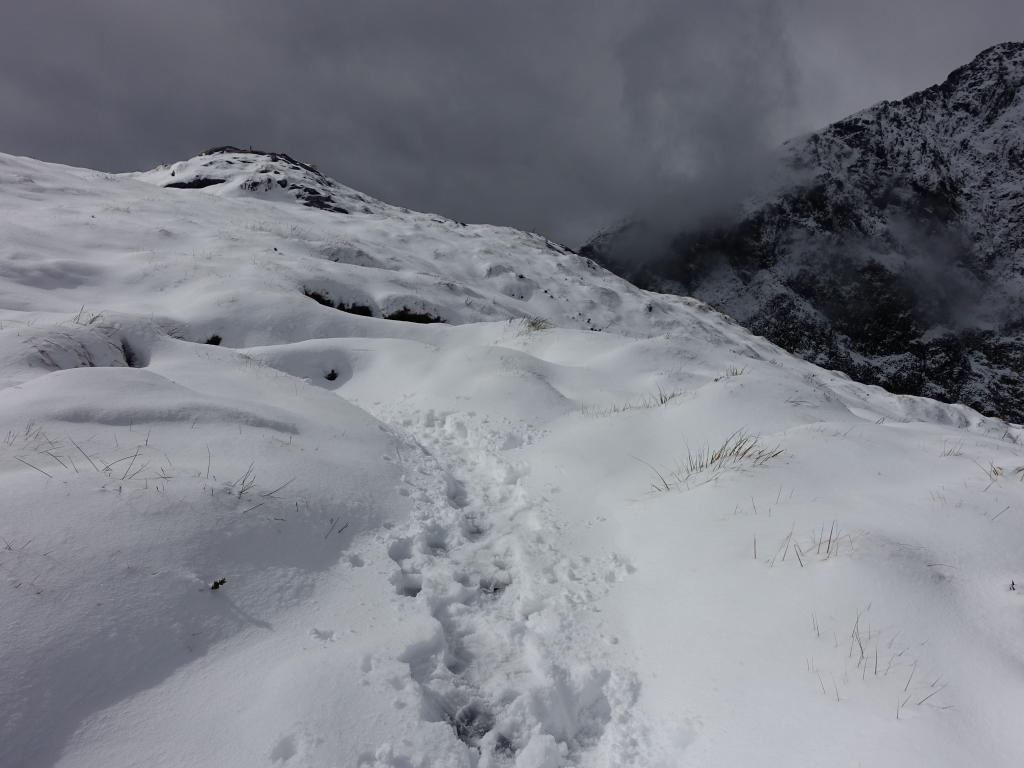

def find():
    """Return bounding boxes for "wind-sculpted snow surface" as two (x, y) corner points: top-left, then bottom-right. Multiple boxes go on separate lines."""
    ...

(2, 149), (1024, 766)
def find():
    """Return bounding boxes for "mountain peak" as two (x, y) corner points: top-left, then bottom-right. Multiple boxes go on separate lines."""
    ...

(918, 38), (1024, 108)
(960, 40), (1024, 72)
(133, 146), (382, 215)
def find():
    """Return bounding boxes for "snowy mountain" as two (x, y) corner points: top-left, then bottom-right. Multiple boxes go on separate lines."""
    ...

(584, 42), (1024, 424)
(2, 147), (1023, 767)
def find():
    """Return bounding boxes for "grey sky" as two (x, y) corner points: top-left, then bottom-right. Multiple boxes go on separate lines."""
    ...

(1, 1), (1020, 244)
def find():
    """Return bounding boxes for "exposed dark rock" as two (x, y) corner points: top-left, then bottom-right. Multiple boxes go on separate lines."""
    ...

(302, 288), (335, 308)
(164, 177), (225, 189)
(384, 307), (446, 324)
(338, 302), (374, 317)
(586, 42), (1024, 423)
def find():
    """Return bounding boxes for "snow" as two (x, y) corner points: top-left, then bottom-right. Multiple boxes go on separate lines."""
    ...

(2, 149), (1023, 767)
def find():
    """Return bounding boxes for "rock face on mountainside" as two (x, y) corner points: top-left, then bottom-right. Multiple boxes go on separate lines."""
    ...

(584, 42), (1024, 423)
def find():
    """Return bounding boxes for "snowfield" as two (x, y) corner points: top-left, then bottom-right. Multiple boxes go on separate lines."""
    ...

(1, 149), (1023, 767)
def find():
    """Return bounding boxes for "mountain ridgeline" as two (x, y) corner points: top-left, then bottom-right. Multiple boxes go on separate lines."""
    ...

(584, 42), (1024, 423)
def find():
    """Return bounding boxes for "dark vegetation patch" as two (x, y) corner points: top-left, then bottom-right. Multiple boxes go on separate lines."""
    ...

(384, 307), (446, 324)
(302, 288), (335, 308)
(339, 302), (373, 317)
(302, 290), (447, 323)
(206, 335), (222, 346)
(164, 177), (226, 189)
(302, 288), (377, 317)
(293, 186), (349, 214)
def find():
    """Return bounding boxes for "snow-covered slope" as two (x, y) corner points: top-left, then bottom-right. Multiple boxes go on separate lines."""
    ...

(2, 148), (1023, 767)
(585, 42), (1024, 424)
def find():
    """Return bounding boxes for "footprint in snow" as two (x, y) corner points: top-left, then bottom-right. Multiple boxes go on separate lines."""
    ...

(270, 734), (296, 763)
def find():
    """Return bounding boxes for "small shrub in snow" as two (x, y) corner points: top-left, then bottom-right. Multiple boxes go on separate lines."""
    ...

(522, 314), (552, 332)
(205, 334), (222, 346)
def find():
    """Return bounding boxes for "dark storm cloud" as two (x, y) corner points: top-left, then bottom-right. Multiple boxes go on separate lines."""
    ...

(0, 1), (1019, 245)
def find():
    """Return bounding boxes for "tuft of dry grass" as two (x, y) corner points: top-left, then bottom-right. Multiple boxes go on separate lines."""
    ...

(510, 314), (553, 336)
(940, 440), (964, 457)
(714, 365), (748, 382)
(679, 430), (782, 479)
(581, 387), (682, 417)
(638, 429), (783, 491)
(970, 459), (1024, 490)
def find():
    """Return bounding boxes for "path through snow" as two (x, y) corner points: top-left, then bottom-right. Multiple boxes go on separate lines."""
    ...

(360, 401), (649, 767)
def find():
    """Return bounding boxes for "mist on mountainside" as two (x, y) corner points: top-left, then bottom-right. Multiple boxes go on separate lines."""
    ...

(586, 42), (1024, 423)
